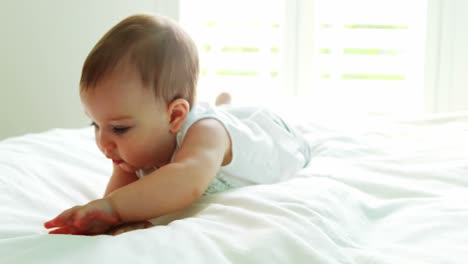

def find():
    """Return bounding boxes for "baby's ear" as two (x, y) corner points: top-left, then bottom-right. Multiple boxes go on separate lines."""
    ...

(167, 99), (190, 133)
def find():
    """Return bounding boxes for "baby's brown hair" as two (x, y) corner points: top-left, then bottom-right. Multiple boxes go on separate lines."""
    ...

(80, 14), (199, 108)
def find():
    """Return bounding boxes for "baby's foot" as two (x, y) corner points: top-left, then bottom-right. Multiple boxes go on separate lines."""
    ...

(215, 92), (232, 106)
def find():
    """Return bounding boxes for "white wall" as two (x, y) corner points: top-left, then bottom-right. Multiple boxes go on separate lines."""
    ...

(426, 0), (468, 112)
(442, 0), (468, 112)
(0, 0), (163, 140)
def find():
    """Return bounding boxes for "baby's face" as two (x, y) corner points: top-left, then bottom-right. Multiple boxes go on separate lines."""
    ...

(80, 66), (176, 174)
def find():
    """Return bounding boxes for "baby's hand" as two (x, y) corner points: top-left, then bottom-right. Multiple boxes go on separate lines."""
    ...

(44, 198), (120, 235)
(106, 221), (153, 236)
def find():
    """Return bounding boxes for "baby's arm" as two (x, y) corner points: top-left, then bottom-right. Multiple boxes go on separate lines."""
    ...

(108, 118), (231, 222)
(44, 118), (231, 235)
(104, 165), (139, 197)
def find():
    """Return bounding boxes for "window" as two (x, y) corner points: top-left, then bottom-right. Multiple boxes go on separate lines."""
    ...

(179, 0), (428, 113)
(302, 0), (428, 113)
(179, 0), (286, 105)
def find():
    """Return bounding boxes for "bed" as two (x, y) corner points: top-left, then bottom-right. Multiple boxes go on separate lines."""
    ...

(0, 111), (467, 264)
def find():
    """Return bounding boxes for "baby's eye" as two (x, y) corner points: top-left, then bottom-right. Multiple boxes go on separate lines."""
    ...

(90, 122), (99, 129)
(112, 126), (130, 135)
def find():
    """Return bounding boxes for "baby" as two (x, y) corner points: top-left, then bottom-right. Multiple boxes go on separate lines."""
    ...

(44, 14), (310, 235)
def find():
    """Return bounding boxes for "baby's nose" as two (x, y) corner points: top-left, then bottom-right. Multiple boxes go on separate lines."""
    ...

(102, 145), (115, 157)
(96, 132), (115, 154)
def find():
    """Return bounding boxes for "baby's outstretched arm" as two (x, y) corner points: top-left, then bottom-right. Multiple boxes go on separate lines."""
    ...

(44, 118), (230, 235)
(105, 118), (231, 223)
(44, 160), (142, 235)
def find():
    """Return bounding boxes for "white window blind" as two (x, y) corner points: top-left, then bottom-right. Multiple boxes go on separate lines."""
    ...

(179, 0), (286, 104)
(179, 0), (427, 113)
(302, 0), (428, 113)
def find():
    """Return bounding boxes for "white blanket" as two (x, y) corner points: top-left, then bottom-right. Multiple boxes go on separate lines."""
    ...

(0, 112), (467, 264)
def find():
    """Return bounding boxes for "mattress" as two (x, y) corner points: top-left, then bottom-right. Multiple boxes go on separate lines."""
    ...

(0, 112), (467, 263)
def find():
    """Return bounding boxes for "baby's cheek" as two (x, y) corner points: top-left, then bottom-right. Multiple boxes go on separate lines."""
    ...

(132, 147), (155, 165)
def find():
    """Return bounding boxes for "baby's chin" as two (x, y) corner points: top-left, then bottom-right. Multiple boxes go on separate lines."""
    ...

(118, 162), (138, 174)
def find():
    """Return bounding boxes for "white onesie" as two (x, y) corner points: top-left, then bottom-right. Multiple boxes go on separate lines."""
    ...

(137, 104), (310, 194)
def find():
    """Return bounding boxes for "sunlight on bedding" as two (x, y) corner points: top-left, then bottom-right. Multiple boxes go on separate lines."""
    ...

(0, 111), (467, 263)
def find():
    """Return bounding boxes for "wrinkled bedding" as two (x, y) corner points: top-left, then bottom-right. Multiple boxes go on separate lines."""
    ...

(0, 112), (467, 264)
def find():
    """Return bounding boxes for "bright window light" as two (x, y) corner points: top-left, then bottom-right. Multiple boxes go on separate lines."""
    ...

(308, 0), (428, 114)
(180, 0), (427, 114)
(179, 0), (286, 105)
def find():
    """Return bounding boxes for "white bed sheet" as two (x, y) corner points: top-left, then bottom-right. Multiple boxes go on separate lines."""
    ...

(0, 112), (467, 264)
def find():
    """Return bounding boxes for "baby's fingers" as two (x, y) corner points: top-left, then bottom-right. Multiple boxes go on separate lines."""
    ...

(44, 206), (80, 229)
(48, 225), (81, 235)
(44, 219), (60, 229)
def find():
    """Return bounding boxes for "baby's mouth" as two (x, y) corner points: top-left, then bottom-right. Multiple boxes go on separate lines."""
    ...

(112, 159), (137, 173)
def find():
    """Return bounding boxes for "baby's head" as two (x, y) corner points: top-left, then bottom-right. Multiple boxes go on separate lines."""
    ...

(80, 14), (199, 108)
(79, 14), (199, 173)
